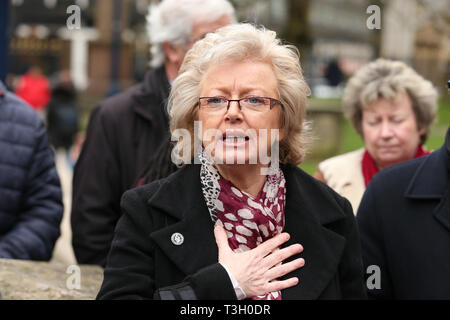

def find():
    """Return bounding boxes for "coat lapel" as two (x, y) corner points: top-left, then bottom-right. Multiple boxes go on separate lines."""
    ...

(435, 129), (450, 231)
(403, 141), (450, 232)
(433, 187), (450, 232)
(148, 165), (219, 276)
(404, 146), (448, 199)
(280, 165), (347, 299)
(282, 207), (346, 299)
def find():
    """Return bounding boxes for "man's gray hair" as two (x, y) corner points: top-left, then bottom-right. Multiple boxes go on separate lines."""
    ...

(146, 0), (236, 68)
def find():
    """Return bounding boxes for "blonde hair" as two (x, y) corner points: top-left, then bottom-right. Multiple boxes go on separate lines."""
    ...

(168, 23), (311, 166)
(343, 58), (437, 144)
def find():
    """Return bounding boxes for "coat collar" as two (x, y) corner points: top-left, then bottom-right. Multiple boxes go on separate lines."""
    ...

(148, 164), (348, 299)
(404, 127), (450, 231)
(132, 66), (170, 123)
(319, 148), (365, 190)
(404, 127), (450, 199)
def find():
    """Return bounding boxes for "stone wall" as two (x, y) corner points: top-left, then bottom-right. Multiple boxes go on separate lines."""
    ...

(306, 100), (344, 159)
(0, 259), (103, 300)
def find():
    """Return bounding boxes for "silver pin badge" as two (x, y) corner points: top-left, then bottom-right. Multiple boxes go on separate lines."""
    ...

(171, 232), (184, 246)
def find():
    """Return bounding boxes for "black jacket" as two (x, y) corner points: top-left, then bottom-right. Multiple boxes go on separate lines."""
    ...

(46, 83), (78, 149)
(97, 163), (366, 300)
(357, 127), (450, 299)
(71, 66), (170, 266)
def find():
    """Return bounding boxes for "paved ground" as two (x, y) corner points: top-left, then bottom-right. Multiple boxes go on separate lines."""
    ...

(51, 149), (77, 266)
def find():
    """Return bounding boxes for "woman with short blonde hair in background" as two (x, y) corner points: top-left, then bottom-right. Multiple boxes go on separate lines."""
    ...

(314, 59), (437, 214)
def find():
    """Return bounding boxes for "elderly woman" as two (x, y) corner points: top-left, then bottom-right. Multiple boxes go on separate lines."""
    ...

(97, 24), (366, 300)
(314, 59), (437, 214)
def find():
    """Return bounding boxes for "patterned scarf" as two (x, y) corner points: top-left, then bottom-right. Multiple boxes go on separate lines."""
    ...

(199, 152), (286, 300)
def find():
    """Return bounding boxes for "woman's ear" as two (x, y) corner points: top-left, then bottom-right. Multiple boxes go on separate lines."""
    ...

(162, 42), (177, 63)
(418, 125), (426, 137)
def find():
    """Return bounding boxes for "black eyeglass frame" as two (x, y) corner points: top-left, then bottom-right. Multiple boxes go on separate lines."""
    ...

(198, 96), (284, 111)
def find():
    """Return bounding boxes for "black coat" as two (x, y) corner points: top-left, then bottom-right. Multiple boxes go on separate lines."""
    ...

(71, 66), (171, 266)
(97, 163), (367, 300)
(357, 127), (450, 299)
(46, 84), (78, 149)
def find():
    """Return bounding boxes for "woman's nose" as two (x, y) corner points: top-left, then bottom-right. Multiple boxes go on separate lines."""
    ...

(380, 121), (394, 138)
(225, 100), (243, 122)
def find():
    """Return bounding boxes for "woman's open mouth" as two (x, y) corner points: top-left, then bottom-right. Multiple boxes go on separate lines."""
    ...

(220, 130), (250, 147)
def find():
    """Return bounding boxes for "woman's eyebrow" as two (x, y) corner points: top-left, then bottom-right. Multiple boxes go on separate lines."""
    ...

(206, 85), (268, 95)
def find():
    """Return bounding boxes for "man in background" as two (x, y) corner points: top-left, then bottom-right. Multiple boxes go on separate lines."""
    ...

(71, 0), (236, 267)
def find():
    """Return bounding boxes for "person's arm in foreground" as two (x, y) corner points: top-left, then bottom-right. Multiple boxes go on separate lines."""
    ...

(0, 120), (63, 260)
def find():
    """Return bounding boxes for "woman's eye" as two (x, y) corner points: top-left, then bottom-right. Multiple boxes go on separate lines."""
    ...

(208, 97), (225, 104)
(367, 120), (379, 126)
(247, 97), (264, 104)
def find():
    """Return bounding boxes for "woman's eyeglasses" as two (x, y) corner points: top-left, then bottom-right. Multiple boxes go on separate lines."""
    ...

(198, 96), (283, 113)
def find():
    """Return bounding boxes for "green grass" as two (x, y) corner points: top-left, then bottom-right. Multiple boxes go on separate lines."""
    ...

(298, 160), (318, 175)
(436, 97), (450, 126)
(339, 121), (364, 153)
(300, 97), (450, 175)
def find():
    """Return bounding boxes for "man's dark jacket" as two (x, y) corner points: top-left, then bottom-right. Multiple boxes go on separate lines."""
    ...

(71, 66), (170, 266)
(0, 81), (63, 260)
(357, 127), (450, 299)
(97, 163), (367, 300)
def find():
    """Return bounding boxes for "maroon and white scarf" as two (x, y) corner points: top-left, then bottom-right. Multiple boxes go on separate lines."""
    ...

(199, 152), (286, 300)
